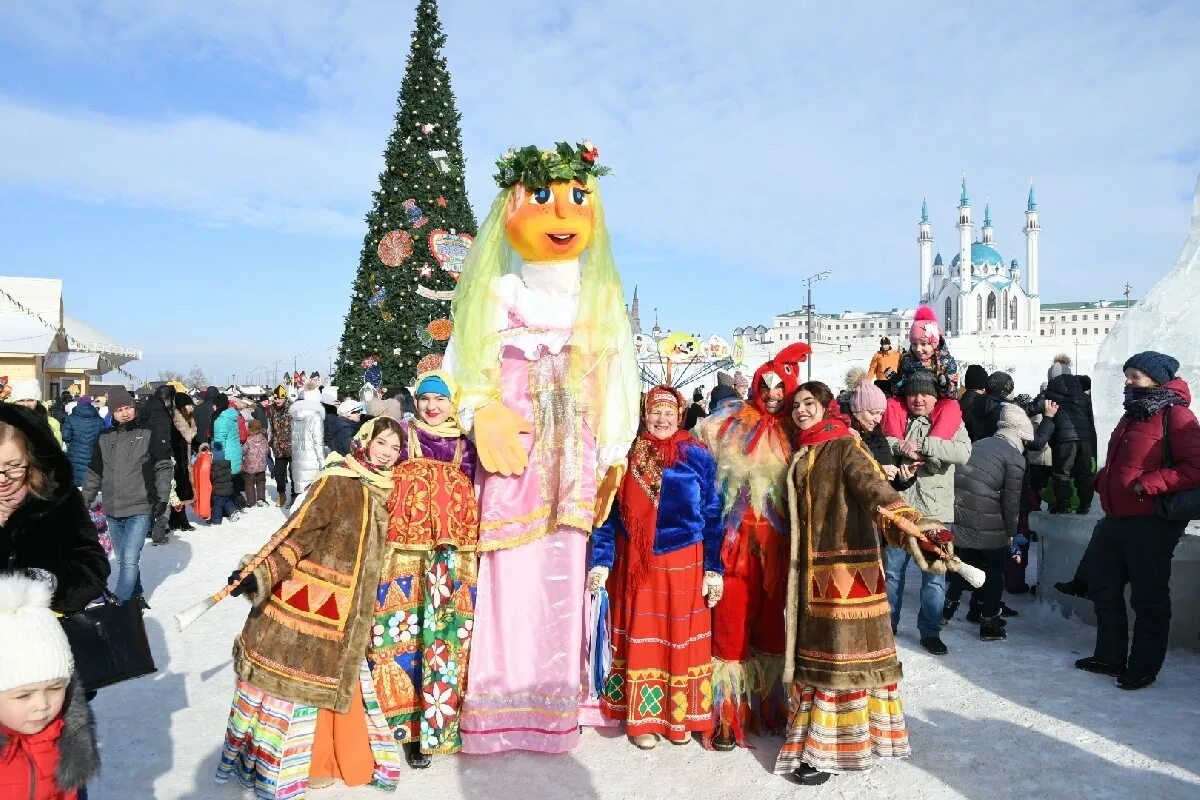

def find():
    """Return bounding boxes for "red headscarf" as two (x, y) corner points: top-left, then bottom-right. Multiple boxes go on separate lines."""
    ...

(795, 397), (853, 448)
(620, 385), (697, 584)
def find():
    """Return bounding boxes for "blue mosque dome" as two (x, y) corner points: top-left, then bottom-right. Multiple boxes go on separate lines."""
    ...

(950, 241), (1005, 269)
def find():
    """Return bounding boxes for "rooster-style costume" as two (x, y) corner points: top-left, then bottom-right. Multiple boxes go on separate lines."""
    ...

(694, 342), (811, 747)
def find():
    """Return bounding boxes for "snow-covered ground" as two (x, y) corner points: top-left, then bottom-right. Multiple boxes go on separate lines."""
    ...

(89, 502), (1200, 800)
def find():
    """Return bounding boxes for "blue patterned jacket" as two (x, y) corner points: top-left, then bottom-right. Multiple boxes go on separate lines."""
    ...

(588, 442), (725, 573)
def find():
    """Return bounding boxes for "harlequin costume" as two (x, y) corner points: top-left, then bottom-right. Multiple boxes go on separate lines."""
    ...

(367, 371), (479, 757)
(883, 306), (963, 440)
(588, 386), (725, 743)
(216, 418), (404, 799)
(694, 343), (811, 747)
(776, 410), (946, 779)
(445, 142), (640, 753)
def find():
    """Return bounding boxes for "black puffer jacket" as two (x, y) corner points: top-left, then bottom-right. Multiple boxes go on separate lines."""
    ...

(952, 434), (1026, 550)
(1040, 375), (1096, 448)
(210, 453), (235, 498)
(964, 394), (1004, 442)
(0, 405), (109, 614)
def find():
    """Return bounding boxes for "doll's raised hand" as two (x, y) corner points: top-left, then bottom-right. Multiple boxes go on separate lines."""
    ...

(593, 463), (626, 529)
(473, 401), (532, 476)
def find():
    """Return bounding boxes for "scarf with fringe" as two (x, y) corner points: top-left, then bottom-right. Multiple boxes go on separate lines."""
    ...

(619, 428), (694, 586)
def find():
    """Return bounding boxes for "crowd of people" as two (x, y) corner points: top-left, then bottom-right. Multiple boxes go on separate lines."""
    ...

(0, 320), (1196, 797)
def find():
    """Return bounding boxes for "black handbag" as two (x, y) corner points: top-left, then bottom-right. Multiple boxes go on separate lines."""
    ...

(1155, 407), (1200, 522)
(60, 591), (157, 691)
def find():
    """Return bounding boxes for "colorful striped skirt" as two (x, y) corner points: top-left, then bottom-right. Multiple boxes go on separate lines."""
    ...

(773, 682), (909, 775)
(602, 540), (714, 741)
(215, 660), (402, 799)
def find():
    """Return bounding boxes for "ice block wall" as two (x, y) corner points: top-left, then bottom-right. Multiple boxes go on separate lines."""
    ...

(1093, 174), (1200, 464)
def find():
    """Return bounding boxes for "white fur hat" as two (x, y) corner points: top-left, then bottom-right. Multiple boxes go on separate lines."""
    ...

(0, 574), (74, 692)
(8, 379), (42, 404)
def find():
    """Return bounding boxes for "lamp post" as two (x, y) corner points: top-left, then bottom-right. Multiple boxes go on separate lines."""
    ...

(803, 270), (832, 379)
(1074, 337), (1080, 368)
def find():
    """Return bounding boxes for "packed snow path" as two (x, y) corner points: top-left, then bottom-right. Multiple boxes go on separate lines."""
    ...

(90, 503), (1200, 800)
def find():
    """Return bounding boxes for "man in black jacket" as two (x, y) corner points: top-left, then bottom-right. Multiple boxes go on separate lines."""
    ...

(81, 388), (173, 605)
(1037, 357), (1097, 514)
(192, 386), (221, 448)
(139, 384), (176, 545)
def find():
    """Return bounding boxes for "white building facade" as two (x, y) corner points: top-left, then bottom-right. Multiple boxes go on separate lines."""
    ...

(730, 181), (1134, 392)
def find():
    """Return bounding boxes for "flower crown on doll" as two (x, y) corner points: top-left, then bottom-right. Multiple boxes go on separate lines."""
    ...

(493, 141), (611, 189)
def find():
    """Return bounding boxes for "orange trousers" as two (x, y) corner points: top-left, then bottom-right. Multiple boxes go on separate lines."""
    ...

(309, 677), (375, 787)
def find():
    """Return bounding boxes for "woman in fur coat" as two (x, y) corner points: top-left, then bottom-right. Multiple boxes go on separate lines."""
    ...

(776, 382), (952, 786)
(215, 417), (409, 798)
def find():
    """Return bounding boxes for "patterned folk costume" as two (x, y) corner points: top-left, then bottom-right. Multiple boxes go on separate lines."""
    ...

(775, 411), (945, 776)
(217, 418), (407, 799)
(446, 142), (640, 754)
(588, 387), (725, 742)
(694, 344), (811, 746)
(368, 372), (480, 755)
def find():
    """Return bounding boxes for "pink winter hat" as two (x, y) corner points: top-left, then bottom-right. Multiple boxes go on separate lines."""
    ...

(850, 381), (887, 414)
(909, 305), (942, 345)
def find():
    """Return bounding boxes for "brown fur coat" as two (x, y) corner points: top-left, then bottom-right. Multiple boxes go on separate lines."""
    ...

(233, 474), (391, 711)
(783, 436), (934, 690)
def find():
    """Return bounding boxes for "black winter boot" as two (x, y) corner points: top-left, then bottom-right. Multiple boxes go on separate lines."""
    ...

(403, 742), (431, 769)
(979, 617), (1007, 641)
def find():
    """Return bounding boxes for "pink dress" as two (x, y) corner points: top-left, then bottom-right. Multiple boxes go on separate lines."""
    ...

(459, 284), (600, 754)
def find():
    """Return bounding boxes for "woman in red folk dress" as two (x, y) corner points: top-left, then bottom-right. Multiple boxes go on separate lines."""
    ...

(587, 386), (726, 749)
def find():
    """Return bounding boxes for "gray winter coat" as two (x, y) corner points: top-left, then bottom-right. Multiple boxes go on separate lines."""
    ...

(953, 434), (1027, 549)
(888, 415), (971, 523)
(81, 418), (173, 518)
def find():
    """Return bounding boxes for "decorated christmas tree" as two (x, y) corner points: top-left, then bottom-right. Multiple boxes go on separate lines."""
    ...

(333, 0), (476, 393)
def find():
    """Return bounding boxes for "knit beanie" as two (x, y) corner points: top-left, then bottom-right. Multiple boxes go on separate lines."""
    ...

(964, 364), (988, 392)
(998, 402), (1035, 443)
(1123, 351), (1180, 387)
(902, 369), (938, 398)
(880, 337), (892, 349)
(709, 384), (739, 410)
(1047, 354), (1073, 381)
(8, 379), (41, 404)
(108, 387), (135, 411)
(909, 306), (942, 345)
(849, 380), (887, 413)
(986, 371), (1015, 399)
(845, 366), (886, 413)
(76, 395), (93, 406)
(0, 574), (74, 692)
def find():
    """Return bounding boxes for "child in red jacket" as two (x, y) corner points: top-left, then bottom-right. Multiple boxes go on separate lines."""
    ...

(883, 305), (964, 439)
(0, 574), (100, 800)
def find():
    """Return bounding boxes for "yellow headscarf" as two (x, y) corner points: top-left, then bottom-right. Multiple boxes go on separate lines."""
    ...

(321, 417), (400, 490)
(412, 369), (463, 439)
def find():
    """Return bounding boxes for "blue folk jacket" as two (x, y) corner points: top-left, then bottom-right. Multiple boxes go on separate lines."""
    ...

(589, 442), (725, 573)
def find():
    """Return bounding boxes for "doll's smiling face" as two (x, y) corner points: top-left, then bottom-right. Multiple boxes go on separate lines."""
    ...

(504, 180), (595, 261)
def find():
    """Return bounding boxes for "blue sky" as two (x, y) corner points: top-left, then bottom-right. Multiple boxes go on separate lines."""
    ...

(2, 0), (1198, 386)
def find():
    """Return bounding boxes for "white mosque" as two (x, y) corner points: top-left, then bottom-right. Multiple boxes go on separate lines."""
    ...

(921, 177), (1040, 336)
